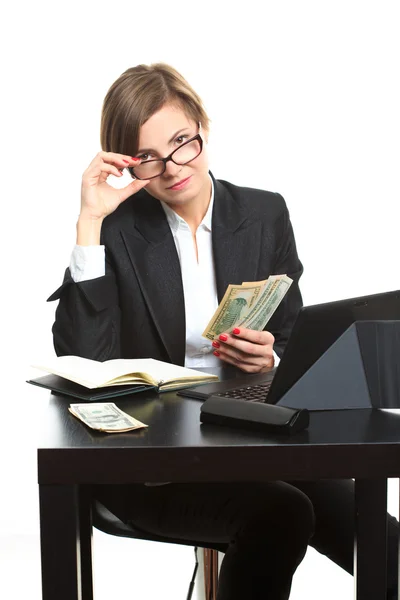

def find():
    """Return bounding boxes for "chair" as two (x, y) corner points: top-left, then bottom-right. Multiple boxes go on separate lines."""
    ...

(93, 499), (222, 600)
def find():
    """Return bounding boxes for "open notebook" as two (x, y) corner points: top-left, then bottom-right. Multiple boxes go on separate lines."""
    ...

(28, 355), (219, 400)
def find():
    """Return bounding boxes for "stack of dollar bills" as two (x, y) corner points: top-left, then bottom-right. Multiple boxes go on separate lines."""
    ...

(69, 403), (148, 433)
(202, 275), (293, 340)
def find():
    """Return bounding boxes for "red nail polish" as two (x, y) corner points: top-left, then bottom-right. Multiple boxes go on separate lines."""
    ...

(213, 350), (220, 357)
(219, 334), (228, 342)
(131, 157), (140, 161)
(212, 341), (220, 348)
(233, 328), (240, 335)
(122, 159), (130, 164)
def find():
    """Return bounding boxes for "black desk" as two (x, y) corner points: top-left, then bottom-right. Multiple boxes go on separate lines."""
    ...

(37, 383), (400, 600)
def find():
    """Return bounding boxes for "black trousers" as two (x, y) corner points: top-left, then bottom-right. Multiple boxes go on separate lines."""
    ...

(95, 480), (398, 600)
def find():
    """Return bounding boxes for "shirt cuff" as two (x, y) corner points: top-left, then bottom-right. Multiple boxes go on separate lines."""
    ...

(69, 245), (106, 283)
(273, 350), (281, 367)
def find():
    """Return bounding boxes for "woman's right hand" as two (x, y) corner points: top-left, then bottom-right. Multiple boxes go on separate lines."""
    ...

(77, 152), (150, 245)
(80, 151), (149, 221)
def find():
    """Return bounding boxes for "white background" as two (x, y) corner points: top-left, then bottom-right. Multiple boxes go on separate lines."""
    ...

(1, 1), (399, 598)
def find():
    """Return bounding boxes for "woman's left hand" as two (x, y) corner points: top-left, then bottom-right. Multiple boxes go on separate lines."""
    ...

(212, 328), (275, 373)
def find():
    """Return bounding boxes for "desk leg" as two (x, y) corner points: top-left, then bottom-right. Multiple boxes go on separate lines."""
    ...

(79, 485), (94, 600)
(39, 484), (94, 600)
(354, 478), (387, 600)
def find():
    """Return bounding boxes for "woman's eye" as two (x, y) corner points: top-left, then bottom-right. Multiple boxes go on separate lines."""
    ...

(138, 153), (150, 161)
(176, 135), (189, 144)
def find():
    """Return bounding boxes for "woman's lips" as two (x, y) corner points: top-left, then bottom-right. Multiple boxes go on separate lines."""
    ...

(167, 176), (192, 190)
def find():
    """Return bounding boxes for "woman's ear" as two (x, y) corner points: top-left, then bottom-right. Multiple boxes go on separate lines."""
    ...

(199, 121), (209, 144)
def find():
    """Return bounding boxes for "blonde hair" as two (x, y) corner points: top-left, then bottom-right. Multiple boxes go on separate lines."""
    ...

(100, 63), (210, 156)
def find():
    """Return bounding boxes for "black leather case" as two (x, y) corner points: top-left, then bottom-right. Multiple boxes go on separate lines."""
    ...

(200, 396), (310, 435)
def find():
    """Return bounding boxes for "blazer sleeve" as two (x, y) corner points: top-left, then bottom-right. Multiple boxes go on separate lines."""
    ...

(266, 197), (303, 357)
(47, 253), (121, 360)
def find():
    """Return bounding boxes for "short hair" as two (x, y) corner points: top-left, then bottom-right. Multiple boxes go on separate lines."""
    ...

(100, 63), (210, 156)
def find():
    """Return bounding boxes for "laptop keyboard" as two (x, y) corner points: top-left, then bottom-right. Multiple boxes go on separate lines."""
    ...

(215, 380), (272, 403)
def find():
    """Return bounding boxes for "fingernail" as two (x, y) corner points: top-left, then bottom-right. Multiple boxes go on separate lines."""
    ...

(219, 334), (228, 342)
(131, 157), (140, 161)
(233, 328), (240, 335)
(213, 350), (220, 357)
(122, 159), (130, 164)
(212, 341), (220, 348)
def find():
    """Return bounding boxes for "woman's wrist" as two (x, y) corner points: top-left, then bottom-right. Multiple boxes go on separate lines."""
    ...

(76, 215), (104, 246)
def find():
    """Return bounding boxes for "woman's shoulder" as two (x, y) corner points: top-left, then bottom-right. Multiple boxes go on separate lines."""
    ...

(215, 177), (288, 218)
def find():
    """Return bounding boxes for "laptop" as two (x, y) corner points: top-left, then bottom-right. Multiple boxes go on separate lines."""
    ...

(178, 289), (400, 405)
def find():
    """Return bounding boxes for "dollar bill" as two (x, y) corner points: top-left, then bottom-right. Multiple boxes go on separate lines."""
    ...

(202, 275), (292, 340)
(202, 280), (268, 340)
(238, 276), (293, 331)
(69, 403), (148, 434)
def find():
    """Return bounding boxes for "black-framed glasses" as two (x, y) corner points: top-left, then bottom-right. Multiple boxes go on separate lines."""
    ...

(128, 133), (203, 180)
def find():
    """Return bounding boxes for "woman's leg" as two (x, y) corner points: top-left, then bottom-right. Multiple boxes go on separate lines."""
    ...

(289, 479), (398, 597)
(95, 481), (315, 600)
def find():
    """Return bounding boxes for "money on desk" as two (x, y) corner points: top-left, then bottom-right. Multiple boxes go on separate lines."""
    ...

(69, 403), (148, 434)
(202, 275), (293, 340)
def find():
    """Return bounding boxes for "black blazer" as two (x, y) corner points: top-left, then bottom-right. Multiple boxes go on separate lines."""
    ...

(48, 173), (303, 365)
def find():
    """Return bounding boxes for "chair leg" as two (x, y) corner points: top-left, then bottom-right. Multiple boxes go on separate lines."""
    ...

(203, 548), (219, 600)
(186, 547), (199, 600)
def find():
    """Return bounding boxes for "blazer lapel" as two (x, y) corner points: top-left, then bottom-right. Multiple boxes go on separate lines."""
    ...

(118, 176), (261, 364)
(121, 195), (186, 366)
(212, 177), (262, 301)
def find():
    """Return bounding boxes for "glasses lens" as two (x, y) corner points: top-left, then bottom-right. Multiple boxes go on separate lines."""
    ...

(131, 137), (202, 179)
(172, 138), (202, 165)
(133, 160), (165, 180)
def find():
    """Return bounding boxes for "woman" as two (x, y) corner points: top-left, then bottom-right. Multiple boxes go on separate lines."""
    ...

(49, 63), (398, 599)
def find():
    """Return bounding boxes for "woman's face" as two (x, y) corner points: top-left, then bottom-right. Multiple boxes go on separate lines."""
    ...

(135, 103), (210, 207)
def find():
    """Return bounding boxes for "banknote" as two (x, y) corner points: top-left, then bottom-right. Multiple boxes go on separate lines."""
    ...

(69, 403), (148, 433)
(202, 275), (292, 340)
(238, 276), (293, 331)
(201, 280), (268, 340)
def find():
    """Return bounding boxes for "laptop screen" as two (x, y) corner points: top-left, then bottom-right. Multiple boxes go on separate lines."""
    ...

(267, 289), (400, 404)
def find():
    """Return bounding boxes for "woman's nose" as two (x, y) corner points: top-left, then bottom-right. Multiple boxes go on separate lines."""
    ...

(163, 158), (183, 177)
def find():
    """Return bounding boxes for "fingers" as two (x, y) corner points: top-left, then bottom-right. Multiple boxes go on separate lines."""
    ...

(229, 327), (275, 346)
(80, 151), (150, 222)
(212, 328), (275, 373)
(96, 163), (125, 183)
(83, 152), (141, 183)
(118, 177), (151, 203)
(214, 340), (272, 365)
(217, 329), (274, 354)
(214, 346), (274, 372)
(89, 151), (141, 170)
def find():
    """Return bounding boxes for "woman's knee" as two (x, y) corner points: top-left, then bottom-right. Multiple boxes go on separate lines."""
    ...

(245, 482), (315, 542)
(275, 483), (315, 538)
